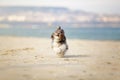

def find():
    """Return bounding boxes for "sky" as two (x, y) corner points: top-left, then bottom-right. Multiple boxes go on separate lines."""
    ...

(0, 0), (120, 14)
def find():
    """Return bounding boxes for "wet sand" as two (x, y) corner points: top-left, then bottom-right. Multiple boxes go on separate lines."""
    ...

(0, 36), (120, 80)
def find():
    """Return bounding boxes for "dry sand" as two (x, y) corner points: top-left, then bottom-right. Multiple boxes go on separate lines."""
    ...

(0, 36), (120, 80)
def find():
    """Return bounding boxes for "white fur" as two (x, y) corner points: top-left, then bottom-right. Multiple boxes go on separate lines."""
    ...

(52, 40), (68, 57)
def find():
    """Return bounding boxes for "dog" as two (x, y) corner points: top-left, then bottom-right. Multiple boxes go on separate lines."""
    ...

(51, 26), (68, 57)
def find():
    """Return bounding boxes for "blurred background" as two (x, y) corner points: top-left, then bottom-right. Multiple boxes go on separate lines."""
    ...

(0, 0), (120, 40)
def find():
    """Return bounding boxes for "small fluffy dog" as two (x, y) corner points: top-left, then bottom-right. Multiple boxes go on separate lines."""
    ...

(51, 26), (68, 57)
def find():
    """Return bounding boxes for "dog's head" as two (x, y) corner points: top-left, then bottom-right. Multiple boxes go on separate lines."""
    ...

(51, 26), (66, 42)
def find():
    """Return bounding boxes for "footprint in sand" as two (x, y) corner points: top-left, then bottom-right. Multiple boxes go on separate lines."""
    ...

(64, 58), (79, 62)
(106, 62), (112, 65)
(64, 59), (70, 61)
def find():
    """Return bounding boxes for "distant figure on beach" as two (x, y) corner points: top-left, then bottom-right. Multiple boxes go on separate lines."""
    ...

(51, 26), (68, 57)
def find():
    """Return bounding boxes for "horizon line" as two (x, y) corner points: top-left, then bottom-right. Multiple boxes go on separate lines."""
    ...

(0, 5), (119, 15)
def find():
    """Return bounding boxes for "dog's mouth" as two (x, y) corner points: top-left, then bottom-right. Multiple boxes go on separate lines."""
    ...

(54, 32), (64, 41)
(55, 33), (60, 37)
(54, 34), (61, 40)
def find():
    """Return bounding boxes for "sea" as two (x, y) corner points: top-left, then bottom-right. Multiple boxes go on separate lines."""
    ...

(0, 26), (120, 41)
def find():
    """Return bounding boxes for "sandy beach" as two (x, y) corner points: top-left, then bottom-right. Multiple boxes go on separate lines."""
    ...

(0, 36), (120, 80)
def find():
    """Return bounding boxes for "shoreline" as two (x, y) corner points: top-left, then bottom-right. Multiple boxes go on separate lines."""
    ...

(0, 35), (120, 41)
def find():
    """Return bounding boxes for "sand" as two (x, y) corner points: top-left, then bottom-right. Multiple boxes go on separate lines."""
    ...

(0, 36), (120, 80)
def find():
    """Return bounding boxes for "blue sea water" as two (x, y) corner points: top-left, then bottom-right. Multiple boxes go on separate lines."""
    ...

(0, 26), (120, 40)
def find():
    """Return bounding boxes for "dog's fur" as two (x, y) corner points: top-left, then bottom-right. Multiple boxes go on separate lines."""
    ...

(51, 26), (68, 57)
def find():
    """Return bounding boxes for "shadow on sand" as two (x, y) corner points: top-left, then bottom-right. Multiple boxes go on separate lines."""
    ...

(64, 54), (90, 58)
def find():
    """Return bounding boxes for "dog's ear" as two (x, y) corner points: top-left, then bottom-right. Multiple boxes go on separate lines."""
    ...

(61, 36), (66, 42)
(51, 33), (54, 39)
(61, 29), (64, 33)
(64, 36), (66, 41)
